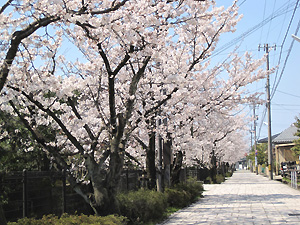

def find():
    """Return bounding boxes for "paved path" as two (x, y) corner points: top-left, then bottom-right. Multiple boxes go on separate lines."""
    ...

(160, 170), (300, 224)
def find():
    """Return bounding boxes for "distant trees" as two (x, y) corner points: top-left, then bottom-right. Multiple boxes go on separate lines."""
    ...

(0, 110), (50, 172)
(247, 143), (268, 165)
(292, 117), (300, 155)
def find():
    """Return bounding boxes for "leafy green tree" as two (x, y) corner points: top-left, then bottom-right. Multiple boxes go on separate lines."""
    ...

(0, 110), (50, 172)
(292, 117), (300, 155)
(247, 143), (268, 165)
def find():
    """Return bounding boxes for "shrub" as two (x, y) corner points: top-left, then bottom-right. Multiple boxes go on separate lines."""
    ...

(117, 189), (167, 224)
(225, 171), (233, 177)
(205, 176), (212, 184)
(215, 174), (225, 184)
(175, 179), (203, 201)
(164, 188), (191, 208)
(165, 178), (203, 208)
(7, 214), (127, 225)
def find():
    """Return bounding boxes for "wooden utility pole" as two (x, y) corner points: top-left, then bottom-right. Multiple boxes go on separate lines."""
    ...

(253, 104), (258, 175)
(259, 43), (275, 180)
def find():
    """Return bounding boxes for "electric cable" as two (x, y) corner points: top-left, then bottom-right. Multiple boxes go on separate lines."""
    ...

(260, 0), (267, 43)
(276, 0), (291, 43)
(203, 1), (299, 63)
(271, 16), (300, 99)
(257, 106), (267, 140)
(265, 0), (277, 41)
(238, 0), (247, 7)
(275, 90), (300, 99)
(271, 0), (300, 99)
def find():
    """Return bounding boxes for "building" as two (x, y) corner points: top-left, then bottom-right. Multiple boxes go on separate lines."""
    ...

(273, 125), (299, 175)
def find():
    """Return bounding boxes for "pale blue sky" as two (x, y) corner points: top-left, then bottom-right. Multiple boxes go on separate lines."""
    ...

(214, 0), (300, 142)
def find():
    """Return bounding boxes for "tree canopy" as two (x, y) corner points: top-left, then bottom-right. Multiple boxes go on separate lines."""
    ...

(292, 117), (300, 156)
(0, 0), (269, 214)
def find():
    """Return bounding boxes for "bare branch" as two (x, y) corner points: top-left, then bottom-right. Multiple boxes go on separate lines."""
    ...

(67, 97), (96, 141)
(90, 0), (129, 15)
(0, 0), (13, 14)
(188, 20), (227, 73)
(7, 85), (86, 155)
(0, 15), (60, 92)
(144, 87), (179, 118)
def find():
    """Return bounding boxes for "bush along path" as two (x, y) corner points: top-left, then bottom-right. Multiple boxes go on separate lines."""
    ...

(7, 179), (204, 225)
(6, 172), (236, 225)
(117, 178), (204, 225)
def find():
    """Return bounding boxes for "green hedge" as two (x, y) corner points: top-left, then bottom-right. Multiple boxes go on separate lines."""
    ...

(7, 180), (204, 225)
(117, 179), (203, 224)
(7, 214), (127, 225)
(117, 189), (167, 224)
(215, 174), (225, 184)
(165, 179), (203, 208)
(164, 188), (191, 208)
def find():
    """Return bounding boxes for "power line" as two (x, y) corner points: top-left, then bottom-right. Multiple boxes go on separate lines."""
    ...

(259, 0), (267, 43)
(273, 103), (300, 106)
(238, 0), (247, 7)
(271, 0), (300, 99)
(257, 106), (267, 140)
(276, 0), (291, 43)
(265, 0), (277, 41)
(275, 89), (300, 98)
(271, 16), (300, 99)
(204, 1), (299, 62)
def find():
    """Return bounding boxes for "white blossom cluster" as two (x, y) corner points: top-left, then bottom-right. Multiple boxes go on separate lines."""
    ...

(0, 0), (269, 179)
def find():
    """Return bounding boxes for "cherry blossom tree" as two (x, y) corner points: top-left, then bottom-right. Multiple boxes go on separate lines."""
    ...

(0, 0), (268, 215)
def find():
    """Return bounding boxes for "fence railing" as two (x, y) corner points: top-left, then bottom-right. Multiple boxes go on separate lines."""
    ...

(1, 169), (146, 222)
(0, 170), (91, 222)
(291, 170), (298, 189)
(1, 166), (231, 222)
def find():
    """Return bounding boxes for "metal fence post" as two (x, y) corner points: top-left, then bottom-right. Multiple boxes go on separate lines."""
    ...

(62, 170), (66, 214)
(291, 171), (292, 188)
(291, 170), (297, 189)
(22, 169), (28, 218)
(296, 171), (298, 189)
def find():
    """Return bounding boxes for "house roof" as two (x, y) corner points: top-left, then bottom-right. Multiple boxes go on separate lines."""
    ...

(257, 133), (280, 144)
(257, 124), (299, 144)
(272, 125), (299, 144)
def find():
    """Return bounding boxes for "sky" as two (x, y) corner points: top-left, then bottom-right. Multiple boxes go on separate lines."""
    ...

(213, 0), (300, 145)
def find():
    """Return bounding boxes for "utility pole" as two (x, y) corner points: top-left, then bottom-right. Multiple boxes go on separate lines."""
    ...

(259, 43), (275, 180)
(250, 124), (253, 172)
(252, 104), (258, 175)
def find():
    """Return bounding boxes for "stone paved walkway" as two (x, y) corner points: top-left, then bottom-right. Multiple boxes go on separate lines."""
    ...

(159, 170), (300, 224)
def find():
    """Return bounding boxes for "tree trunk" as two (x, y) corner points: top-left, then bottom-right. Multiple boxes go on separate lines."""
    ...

(105, 149), (124, 215)
(81, 140), (125, 216)
(146, 131), (156, 189)
(171, 151), (183, 185)
(210, 152), (217, 183)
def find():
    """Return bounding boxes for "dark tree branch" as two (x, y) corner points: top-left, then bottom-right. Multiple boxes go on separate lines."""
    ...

(187, 20), (227, 74)
(67, 97), (96, 141)
(0, 0), (13, 14)
(122, 56), (151, 141)
(144, 87), (179, 118)
(133, 135), (147, 150)
(125, 151), (141, 165)
(90, 0), (129, 15)
(9, 99), (97, 209)
(213, 129), (234, 145)
(7, 85), (86, 155)
(0, 15), (60, 92)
